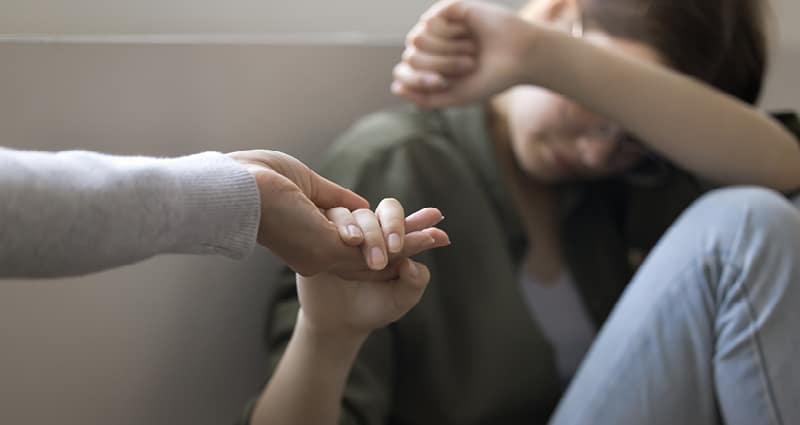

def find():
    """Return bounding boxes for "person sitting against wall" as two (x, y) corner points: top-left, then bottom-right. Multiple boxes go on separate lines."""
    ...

(241, 0), (800, 424)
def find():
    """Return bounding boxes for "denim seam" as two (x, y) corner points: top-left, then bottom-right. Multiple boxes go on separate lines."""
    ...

(715, 202), (784, 425)
(712, 255), (783, 425)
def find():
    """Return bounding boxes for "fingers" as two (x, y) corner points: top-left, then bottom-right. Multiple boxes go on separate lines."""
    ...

(391, 80), (436, 107)
(399, 4), (477, 85)
(405, 207), (445, 232)
(353, 208), (389, 270)
(391, 80), (463, 109)
(398, 258), (430, 288)
(232, 149), (369, 211)
(407, 23), (476, 55)
(376, 198), (405, 255)
(331, 227), (450, 281)
(326, 207), (364, 246)
(394, 1), (480, 109)
(393, 62), (449, 92)
(402, 47), (475, 77)
(308, 171), (370, 211)
(400, 227), (450, 259)
(325, 204), (450, 279)
(325, 205), (446, 271)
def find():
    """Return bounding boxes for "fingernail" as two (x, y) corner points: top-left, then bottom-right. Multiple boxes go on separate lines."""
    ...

(388, 233), (402, 253)
(424, 228), (450, 246)
(348, 225), (361, 239)
(370, 247), (386, 269)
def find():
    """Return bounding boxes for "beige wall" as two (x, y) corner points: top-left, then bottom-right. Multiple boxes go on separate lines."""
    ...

(0, 41), (405, 425)
(0, 0), (797, 44)
(0, 0), (524, 36)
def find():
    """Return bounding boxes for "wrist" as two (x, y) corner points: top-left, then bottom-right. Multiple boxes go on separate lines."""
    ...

(521, 25), (572, 88)
(514, 21), (548, 86)
(165, 152), (260, 258)
(296, 309), (370, 351)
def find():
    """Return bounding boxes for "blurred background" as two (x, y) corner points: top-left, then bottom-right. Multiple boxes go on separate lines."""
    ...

(0, 1), (798, 424)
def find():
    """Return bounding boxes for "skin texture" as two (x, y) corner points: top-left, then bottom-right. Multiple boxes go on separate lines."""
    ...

(227, 150), (449, 280)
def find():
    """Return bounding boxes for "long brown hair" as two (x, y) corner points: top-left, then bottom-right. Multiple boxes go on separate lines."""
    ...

(580, 0), (768, 104)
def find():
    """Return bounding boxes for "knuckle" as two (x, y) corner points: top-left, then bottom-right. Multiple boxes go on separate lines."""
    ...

(407, 53), (422, 68)
(456, 41), (472, 53)
(422, 19), (435, 33)
(362, 228), (384, 241)
(327, 206), (349, 217)
(294, 260), (318, 277)
(444, 58), (460, 72)
(401, 47), (415, 62)
(377, 197), (400, 210)
(411, 33), (426, 49)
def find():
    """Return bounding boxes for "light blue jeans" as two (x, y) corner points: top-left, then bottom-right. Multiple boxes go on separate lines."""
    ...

(550, 187), (800, 425)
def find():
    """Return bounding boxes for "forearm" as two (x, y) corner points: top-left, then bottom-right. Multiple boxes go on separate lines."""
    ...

(0, 148), (260, 277)
(532, 29), (800, 191)
(251, 311), (367, 425)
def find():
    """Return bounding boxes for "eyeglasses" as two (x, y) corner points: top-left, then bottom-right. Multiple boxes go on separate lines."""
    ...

(569, 10), (672, 186)
(566, 11), (666, 176)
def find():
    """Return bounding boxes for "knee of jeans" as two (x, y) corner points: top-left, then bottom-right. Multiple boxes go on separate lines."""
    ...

(684, 186), (798, 243)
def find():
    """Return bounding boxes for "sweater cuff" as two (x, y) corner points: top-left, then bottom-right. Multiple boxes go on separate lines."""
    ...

(167, 152), (261, 259)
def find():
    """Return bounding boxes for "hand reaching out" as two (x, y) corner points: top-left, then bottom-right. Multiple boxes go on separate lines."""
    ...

(228, 149), (449, 280)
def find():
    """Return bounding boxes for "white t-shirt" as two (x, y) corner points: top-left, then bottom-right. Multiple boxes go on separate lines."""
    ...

(519, 269), (596, 387)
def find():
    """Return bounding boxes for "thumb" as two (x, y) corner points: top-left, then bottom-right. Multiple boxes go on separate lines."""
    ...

(307, 170), (369, 210)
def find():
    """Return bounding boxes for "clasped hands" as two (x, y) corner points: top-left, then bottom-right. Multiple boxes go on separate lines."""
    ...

(227, 150), (450, 281)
